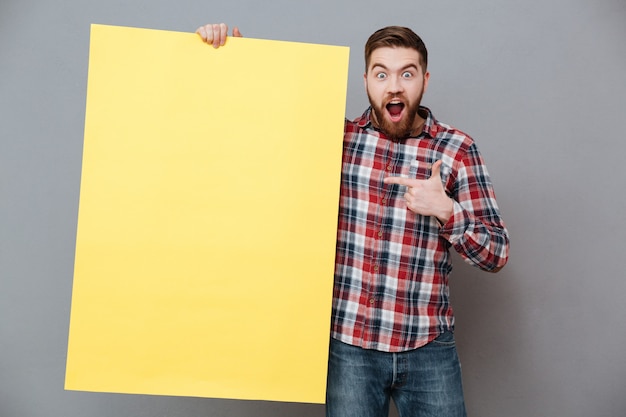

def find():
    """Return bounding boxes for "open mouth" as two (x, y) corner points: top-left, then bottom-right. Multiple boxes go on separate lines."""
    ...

(386, 101), (405, 122)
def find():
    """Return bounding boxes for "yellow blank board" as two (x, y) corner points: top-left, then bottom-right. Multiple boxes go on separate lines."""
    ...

(65, 24), (349, 404)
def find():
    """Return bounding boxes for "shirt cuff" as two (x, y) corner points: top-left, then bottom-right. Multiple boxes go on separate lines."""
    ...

(438, 200), (470, 244)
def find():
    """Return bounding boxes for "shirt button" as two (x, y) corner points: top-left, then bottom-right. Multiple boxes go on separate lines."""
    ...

(373, 265), (379, 271)
(386, 165), (392, 171)
(369, 298), (375, 305)
(381, 199), (387, 205)
(377, 231), (383, 237)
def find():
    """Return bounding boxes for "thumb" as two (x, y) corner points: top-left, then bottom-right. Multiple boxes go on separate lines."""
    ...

(430, 160), (443, 179)
(233, 27), (243, 37)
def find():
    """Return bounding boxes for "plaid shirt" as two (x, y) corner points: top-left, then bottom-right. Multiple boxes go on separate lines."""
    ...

(331, 106), (509, 352)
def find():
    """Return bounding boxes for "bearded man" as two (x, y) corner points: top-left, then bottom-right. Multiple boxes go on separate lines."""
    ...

(197, 23), (509, 417)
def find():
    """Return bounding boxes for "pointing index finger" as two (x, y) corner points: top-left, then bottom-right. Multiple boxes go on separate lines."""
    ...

(383, 176), (415, 186)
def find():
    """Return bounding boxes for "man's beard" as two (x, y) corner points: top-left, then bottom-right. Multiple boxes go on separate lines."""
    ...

(367, 92), (422, 141)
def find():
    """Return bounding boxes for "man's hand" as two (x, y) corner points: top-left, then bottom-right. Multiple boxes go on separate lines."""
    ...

(383, 160), (454, 224)
(196, 23), (242, 48)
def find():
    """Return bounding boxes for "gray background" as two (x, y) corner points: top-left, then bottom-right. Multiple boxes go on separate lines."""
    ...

(1, 0), (625, 416)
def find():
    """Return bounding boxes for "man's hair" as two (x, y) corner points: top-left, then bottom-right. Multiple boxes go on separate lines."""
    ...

(364, 26), (428, 73)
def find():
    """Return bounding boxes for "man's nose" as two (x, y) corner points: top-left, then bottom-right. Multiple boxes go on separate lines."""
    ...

(387, 75), (404, 94)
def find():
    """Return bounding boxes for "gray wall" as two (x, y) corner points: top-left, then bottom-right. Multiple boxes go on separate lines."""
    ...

(2, 0), (625, 416)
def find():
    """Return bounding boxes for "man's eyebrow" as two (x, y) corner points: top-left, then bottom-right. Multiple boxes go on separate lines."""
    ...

(370, 63), (419, 71)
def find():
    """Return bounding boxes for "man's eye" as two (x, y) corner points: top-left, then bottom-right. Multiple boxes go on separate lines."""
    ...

(402, 71), (412, 78)
(376, 73), (387, 79)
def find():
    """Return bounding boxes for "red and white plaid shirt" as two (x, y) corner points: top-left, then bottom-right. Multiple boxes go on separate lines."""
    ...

(331, 106), (509, 352)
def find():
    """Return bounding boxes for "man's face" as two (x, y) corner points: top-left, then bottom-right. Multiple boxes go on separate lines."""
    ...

(364, 46), (430, 140)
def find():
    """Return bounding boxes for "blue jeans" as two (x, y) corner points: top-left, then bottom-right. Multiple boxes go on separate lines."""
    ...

(326, 332), (467, 417)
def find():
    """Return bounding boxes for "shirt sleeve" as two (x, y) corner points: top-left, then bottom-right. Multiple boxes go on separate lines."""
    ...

(438, 143), (510, 272)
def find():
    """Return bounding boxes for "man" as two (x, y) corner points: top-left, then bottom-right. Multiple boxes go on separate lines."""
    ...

(197, 23), (509, 417)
